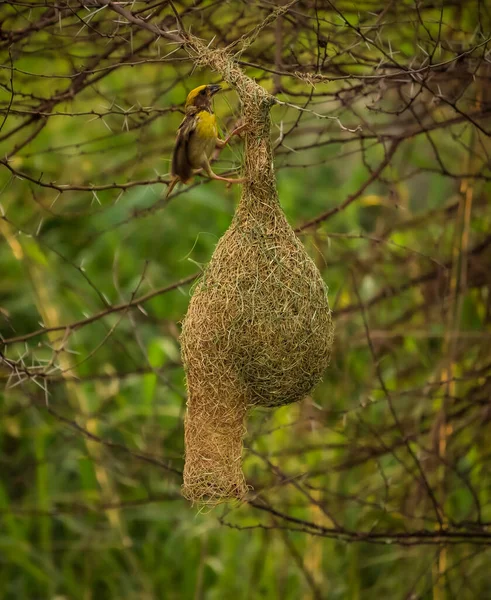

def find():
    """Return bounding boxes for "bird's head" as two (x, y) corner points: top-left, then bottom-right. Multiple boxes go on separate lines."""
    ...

(184, 84), (221, 112)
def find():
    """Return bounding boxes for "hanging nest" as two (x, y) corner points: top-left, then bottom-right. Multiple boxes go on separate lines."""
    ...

(180, 50), (334, 504)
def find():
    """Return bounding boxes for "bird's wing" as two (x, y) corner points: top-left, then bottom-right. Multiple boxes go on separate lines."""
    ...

(171, 114), (198, 182)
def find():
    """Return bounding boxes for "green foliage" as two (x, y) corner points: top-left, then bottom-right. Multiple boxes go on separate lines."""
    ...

(1, 0), (491, 598)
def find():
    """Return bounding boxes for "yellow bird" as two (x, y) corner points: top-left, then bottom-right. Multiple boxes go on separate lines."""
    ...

(166, 84), (246, 198)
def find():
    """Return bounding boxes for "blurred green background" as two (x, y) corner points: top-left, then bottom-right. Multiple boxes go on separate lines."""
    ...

(1, 1), (491, 599)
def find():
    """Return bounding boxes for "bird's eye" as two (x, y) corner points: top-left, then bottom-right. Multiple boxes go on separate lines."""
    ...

(200, 89), (206, 95)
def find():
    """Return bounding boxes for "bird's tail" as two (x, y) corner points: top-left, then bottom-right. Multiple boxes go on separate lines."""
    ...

(165, 177), (179, 199)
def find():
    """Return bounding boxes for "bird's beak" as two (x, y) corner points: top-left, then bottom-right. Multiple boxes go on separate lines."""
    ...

(208, 84), (221, 96)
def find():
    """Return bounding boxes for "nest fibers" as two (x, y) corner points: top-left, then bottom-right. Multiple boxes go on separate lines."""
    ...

(180, 72), (333, 505)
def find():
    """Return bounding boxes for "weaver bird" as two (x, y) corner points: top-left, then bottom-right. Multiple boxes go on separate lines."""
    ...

(166, 84), (246, 198)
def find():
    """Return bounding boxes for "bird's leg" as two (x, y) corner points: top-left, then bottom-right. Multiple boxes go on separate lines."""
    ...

(216, 123), (248, 149)
(209, 125), (248, 186)
(203, 157), (246, 184)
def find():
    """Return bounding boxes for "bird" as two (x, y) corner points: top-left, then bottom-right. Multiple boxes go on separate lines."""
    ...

(166, 83), (246, 198)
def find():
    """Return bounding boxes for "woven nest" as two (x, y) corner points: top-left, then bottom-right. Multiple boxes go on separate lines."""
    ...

(180, 79), (333, 505)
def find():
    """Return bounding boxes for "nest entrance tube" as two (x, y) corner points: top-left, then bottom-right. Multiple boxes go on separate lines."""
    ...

(183, 381), (248, 501)
(180, 52), (333, 505)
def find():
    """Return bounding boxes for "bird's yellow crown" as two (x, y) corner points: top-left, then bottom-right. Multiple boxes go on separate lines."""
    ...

(184, 83), (221, 110)
(185, 85), (208, 108)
